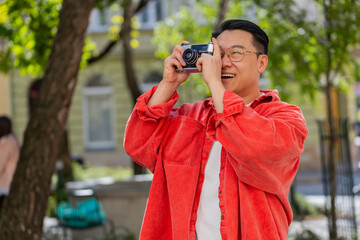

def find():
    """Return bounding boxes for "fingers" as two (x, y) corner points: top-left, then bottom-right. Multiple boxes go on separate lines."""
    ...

(173, 49), (186, 67)
(196, 52), (212, 72)
(211, 37), (221, 58)
(179, 40), (190, 46)
(196, 58), (202, 72)
(170, 41), (189, 68)
(164, 41), (190, 73)
(166, 58), (184, 71)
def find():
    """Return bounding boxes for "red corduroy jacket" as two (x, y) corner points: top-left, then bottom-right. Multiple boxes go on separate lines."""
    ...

(124, 86), (308, 240)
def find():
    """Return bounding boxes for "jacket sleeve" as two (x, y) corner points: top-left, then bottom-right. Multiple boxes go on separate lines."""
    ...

(208, 90), (308, 195)
(123, 86), (179, 172)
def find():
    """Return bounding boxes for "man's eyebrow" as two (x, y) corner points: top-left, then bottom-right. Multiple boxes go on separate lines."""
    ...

(231, 45), (246, 49)
(219, 44), (246, 50)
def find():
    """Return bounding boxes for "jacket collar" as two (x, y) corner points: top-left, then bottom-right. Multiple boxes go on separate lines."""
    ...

(204, 90), (280, 108)
(251, 90), (280, 108)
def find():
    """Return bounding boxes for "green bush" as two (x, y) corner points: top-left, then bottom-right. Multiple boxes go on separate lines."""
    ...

(72, 162), (133, 181)
(288, 229), (321, 240)
(47, 162), (133, 217)
(291, 193), (324, 220)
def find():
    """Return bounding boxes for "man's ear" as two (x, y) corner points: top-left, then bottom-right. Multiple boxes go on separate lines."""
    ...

(258, 54), (268, 74)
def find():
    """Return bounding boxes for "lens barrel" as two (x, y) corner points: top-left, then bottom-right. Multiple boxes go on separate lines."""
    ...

(183, 49), (199, 66)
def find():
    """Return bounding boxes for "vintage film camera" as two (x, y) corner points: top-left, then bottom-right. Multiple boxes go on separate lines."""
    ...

(176, 43), (214, 73)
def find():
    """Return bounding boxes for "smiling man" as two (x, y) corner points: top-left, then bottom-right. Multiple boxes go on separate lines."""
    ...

(124, 19), (308, 240)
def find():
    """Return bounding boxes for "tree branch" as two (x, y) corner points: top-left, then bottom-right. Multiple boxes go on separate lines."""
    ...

(87, 0), (150, 65)
(215, 0), (230, 29)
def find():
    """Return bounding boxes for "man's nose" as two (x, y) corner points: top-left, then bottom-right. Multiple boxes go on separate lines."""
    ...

(221, 54), (232, 67)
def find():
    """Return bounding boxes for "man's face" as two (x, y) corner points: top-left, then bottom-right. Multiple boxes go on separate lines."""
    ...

(217, 30), (268, 99)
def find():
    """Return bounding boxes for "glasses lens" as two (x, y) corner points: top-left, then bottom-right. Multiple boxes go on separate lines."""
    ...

(228, 48), (244, 62)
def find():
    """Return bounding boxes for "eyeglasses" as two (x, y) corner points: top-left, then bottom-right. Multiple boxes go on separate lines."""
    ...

(221, 47), (263, 62)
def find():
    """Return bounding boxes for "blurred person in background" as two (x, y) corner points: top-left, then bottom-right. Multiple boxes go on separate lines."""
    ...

(0, 115), (20, 210)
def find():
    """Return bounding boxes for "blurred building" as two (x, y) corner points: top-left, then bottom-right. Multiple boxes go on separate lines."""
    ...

(0, 38), (11, 116)
(2, 0), (359, 172)
(4, 0), (203, 168)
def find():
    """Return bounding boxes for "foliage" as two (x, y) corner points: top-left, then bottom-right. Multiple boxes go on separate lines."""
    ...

(46, 162), (132, 217)
(0, 0), (61, 75)
(0, 0), (141, 76)
(0, 0), (97, 75)
(46, 194), (58, 217)
(255, 0), (360, 101)
(291, 193), (324, 220)
(153, 6), (206, 96)
(288, 193), (323, 240)
(153, 0), (251, 97)
(72, 162), (133, 182)
(288, 229), (321, 240)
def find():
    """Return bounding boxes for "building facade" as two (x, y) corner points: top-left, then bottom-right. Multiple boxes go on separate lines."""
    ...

(3, 0), (359, 172)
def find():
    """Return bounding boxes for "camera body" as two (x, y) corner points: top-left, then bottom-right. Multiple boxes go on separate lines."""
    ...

(177, 43), (214, 73)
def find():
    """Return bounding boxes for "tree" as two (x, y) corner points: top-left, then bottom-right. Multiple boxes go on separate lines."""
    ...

(0, 0), (81, 183)
(0, 0), (151, 179)
(0, 0), (94, 239)
(0, 0), (154, 236)
(254, 1), (360, 238)
(120, 0), (147, 174)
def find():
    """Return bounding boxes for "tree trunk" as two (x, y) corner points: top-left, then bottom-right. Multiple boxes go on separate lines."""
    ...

(29, 78), (73, 182)
(121, 0), (146, 175)
(0, 0), (93, 239)
(323, 0), (337, 238)
(57, 129), (73, 182)
(215, 0), (230, 28)
(122, 0), (142, 104)
(325, 83), (337, 240)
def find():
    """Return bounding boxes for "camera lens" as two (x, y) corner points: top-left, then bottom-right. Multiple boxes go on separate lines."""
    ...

(183, 49), (199, 66)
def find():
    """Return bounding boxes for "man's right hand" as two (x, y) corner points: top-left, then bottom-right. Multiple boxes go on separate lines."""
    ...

(147, 41), (191, 107)
(163, 41), (191, 86)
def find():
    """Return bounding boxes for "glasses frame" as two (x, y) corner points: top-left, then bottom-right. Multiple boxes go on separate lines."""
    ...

(221, 47), (263, 62)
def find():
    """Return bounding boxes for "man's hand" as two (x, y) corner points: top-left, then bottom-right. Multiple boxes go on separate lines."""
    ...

(196, 38), (225, 113)
(163, 41), (191, 86)
(196, 38), (222, 85)
(147, 41), (191, 107)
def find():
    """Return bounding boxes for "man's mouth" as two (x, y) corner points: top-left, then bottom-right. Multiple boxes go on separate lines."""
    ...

(221, 74), (236, 79)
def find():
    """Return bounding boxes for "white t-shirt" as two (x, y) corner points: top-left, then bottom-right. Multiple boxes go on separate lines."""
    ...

(196, 141), (222, 240)
(195, 100), (258, 239)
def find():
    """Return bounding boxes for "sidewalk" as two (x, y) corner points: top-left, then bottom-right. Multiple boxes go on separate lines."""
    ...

(291, 170), (360, 240)
(291, 170), (328, 239)
(42, 170), (356, 240)
(289, 216), (328, 240)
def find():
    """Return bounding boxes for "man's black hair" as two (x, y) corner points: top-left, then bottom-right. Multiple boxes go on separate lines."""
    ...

(212, 19), (269, 55)
(0, 115), (12, 138)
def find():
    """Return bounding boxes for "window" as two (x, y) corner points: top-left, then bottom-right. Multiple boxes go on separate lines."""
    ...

(87, 7), (120, 33)
(87, 0), (165, 32)
(140, 71), (162, 92)
(138, 0), (164, 29)
(83, 75), (116, 150)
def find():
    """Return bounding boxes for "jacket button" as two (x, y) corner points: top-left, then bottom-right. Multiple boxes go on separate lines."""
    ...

(221, 215), (224, 220)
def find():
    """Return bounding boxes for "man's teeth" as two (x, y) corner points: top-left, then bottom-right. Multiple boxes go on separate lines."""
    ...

(221, 74), (235, 78)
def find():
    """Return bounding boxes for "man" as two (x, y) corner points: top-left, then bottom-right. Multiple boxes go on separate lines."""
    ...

(124, 19), (308, 240)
